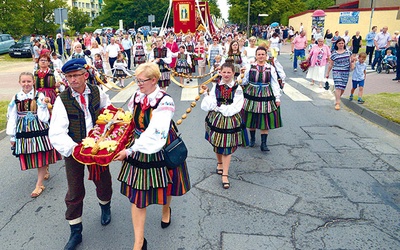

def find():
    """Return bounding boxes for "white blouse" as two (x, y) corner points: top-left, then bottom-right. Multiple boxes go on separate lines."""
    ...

(6, 89), (49, 141)
(127, 87), (175, 154)
(201, 80), (244, 117)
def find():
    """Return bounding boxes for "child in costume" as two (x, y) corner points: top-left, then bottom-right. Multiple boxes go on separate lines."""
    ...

(113, 52), (129, 87)
(175, 45), (192, 85)
(94, 53), (107, 84)
(132, 36), (146, 67)
(201, 62), (244, 189)
(6, 72), (61, 198)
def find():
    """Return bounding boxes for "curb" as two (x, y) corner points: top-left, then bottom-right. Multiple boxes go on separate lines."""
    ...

(341, 97), (400, 136)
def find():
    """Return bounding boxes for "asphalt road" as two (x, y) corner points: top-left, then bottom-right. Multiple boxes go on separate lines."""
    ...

(0, 49), (399, 250)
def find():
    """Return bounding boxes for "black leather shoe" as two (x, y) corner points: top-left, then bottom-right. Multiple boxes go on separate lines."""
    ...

(260, 143), (270, 151)
(100, 202), (111, 226)
(393, 78), (400, 81)
(64, 223), (82, 250)
(161, 207), (171, 229)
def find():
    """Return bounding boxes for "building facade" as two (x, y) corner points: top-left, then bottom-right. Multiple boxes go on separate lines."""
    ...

(289, 0), (400, 38)
(65, 0), (104, 20)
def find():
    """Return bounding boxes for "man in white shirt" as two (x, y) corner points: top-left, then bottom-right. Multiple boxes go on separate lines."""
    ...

(121, 33), (133, 69)
(106, 37), (120, 69)
(342, 30), (350, 46)
(372, 26), (391, 70)
(49, 58), (113, 250)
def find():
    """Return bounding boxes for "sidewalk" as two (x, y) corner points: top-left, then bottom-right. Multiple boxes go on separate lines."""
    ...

(279, 43), (400, 135)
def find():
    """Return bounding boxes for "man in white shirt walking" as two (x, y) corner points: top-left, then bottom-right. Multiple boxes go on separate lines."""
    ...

(371, 26), (391, 70)
(121, 33), (133, 69)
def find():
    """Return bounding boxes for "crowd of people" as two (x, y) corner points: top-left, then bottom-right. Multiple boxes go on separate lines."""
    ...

(6, 23), (400, 250)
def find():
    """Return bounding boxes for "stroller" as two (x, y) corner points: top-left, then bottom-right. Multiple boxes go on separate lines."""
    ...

(378, 47), (397, 74)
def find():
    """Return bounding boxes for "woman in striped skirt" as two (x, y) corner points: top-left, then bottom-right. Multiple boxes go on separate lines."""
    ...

(240, 46), (283, 151)
(201, 62), (244, 189)
(6, 72), (61, 198)
(115, 62), (190, 250)
(325, 38), (356, 110)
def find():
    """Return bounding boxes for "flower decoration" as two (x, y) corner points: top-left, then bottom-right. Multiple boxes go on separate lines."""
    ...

(99, 140), (118, 152)
(82, 137), (96, 148)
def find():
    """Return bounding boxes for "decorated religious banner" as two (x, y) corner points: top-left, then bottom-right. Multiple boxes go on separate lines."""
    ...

(197, 2), (216, 34)
(173, 0), (196, 33)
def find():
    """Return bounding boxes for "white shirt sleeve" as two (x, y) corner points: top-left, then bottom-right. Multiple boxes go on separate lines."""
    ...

(270, 66), (281, 102)
(48, 97), (77, 157)
(273, 58), (286, 82)
(129, 95), (175, 154)
(6, 97), (17, 139)
(201, 85), (218, 112)
(36, 92), (50, 123)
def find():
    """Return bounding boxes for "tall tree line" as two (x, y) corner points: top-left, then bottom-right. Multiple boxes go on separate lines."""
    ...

(228, 0), (334, 27)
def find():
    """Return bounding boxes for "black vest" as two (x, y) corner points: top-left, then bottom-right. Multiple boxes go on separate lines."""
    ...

(59, 84), (101, 143)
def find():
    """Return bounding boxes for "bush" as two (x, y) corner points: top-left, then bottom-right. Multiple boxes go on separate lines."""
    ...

(82, 26), (96, 34)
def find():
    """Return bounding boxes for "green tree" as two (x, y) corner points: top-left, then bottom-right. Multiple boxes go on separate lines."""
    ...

(228, 0), (307, 28)
(67, 7), (91, 33)
(93, 0), (170, 28)
(0, 0), (33, 37)
(304, 0), (334, 10)
(208, 0), (222, 18)
(26, 0), (67, 35)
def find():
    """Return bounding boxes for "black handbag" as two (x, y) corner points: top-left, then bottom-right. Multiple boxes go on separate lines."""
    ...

(163, 121), (188, 168)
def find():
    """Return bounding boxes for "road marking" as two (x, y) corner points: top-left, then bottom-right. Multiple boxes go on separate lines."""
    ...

(181, 79), (199, 101)
(289, 78), (335, 100)
(111, 84), (138, 103)
(283, 83), (312, 101)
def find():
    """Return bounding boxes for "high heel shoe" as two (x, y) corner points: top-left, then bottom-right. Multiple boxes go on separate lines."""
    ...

(222, 175), (230, 189)
(142, 238), (147, 250)
(161, 207), (171, 229)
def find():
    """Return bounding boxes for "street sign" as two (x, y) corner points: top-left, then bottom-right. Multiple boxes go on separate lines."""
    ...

(54, 8), (68, 25)
(148, 15), (155, 23)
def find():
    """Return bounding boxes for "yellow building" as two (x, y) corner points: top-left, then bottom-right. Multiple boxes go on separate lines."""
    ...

(64, 0), (104, 20)
(289, 0), (400, 37)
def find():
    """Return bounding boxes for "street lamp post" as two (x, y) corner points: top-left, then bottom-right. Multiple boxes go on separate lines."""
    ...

(247, 0), (250, 36)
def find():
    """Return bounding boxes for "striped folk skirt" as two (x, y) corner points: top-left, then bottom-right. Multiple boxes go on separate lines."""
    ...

(205, 111), (243, 155)
(332, 70), (350, 90)
(158, 65), (171, 88)
(118, 128), (191, 208)
(15, 112), (61, 170)
(242, 84), (282, 130)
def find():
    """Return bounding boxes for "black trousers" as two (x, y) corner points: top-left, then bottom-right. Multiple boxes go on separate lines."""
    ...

(124, 49), (131, 69)
(64, 156), (112, 221)
(366, 46), (375, 65)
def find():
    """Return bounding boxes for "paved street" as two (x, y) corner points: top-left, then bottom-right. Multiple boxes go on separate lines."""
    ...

(0, 45), (399, 250)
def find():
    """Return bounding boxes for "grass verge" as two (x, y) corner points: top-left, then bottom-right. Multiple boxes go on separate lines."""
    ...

(362, 93), (400, 124)
(0, 101), (9, 131)
(0, 54), (31, 62)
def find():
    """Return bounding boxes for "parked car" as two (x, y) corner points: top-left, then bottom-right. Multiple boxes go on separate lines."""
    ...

(115, 28), (126, 35)
(149, 27), (160, 36)
(93, 28), (103, 35)
(101, 27), (115, 35)
(0, 34), (15, 54)
(9, 35), (32, 58)
(128, 28), (136, 36)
